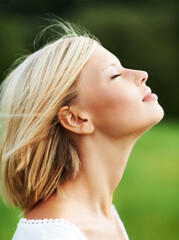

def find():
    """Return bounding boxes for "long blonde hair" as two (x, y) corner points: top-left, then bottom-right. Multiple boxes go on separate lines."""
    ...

(0, 19), (98, 213)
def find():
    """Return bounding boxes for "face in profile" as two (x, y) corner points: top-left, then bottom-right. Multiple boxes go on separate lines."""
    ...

(76, 45), (164, 139)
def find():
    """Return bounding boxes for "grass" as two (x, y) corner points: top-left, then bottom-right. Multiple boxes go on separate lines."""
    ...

(1, 120), (179, 240)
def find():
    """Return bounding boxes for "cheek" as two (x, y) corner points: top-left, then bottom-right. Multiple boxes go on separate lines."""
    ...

(85, 85), (142, 137)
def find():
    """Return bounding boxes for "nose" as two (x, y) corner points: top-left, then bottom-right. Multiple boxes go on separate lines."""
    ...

(125, 68), (148, 86)
(136, 70), (148, 86)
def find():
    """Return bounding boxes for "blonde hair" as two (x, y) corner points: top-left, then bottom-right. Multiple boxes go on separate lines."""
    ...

(0, 19), (98, 213)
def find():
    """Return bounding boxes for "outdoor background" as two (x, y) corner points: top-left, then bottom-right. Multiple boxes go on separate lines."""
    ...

(0, 0), (178, 239)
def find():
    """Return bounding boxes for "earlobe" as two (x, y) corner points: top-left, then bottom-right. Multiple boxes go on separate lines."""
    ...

(57, 106), (94, 135)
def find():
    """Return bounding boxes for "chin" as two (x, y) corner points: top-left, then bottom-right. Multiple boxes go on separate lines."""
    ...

(143, 104), (164, 133)
(134, 104), (164, 137)
(151, 102), (164, 124)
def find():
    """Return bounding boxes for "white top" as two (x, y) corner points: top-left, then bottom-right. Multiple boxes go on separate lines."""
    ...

(12, 205), (129, 240)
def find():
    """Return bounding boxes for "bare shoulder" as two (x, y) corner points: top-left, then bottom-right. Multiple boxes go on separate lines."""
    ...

(25, 194), (61, 220)
(25, 193), (88, 222)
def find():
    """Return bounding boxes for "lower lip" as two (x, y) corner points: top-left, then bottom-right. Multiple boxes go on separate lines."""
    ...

(143, 93), (158, 102)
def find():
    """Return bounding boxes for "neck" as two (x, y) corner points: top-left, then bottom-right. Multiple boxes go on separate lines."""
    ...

(62, 132), (137, 217)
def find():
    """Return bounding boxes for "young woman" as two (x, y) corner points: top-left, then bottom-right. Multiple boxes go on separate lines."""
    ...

(0, 20), (164, 240)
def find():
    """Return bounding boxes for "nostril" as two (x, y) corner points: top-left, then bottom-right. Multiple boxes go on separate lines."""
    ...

(141, 77), (146, 83)
(141, 71), (148, 84)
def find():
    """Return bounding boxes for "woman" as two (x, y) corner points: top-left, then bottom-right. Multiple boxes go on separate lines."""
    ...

(0, 20), (164, 240)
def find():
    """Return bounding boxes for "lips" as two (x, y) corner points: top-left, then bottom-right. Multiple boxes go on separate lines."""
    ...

(142, 87), (158, 102)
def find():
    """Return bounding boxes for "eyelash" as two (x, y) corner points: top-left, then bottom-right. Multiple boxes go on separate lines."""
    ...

(111, 74), (122, 79)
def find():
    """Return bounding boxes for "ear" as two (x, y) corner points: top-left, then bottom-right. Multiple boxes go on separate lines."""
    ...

(57, 106), (94, 135)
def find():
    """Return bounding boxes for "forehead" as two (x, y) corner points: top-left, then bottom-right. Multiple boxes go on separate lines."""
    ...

(83, 45), (120, 73)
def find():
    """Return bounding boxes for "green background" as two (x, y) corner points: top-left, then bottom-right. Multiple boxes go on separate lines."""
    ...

(0, 0), (179, 239)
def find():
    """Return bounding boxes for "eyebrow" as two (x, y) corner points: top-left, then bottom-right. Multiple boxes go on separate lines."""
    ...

(102, 61), (122, 71)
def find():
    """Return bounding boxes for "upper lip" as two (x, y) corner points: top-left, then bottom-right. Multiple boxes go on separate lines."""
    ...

(142, 87), (152, 101)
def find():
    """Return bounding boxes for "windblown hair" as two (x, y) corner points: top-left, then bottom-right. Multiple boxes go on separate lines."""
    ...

(0, 19), (98, 213)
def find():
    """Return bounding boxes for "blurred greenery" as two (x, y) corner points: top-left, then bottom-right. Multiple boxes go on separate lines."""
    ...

(113, 120), (179, 240)
(1, 121), (179, 240)
(0, 0), (178, 117)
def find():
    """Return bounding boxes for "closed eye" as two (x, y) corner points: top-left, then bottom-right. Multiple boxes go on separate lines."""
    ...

(111, 74), (122, 79)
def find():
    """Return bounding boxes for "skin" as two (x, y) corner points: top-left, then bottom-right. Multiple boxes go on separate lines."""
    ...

(26, 45), (164, 240)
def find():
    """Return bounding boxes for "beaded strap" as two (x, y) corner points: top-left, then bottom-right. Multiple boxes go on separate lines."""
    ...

(20, 217), (88, 240)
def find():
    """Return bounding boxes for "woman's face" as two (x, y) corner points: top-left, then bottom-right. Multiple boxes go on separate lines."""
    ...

(77, 45), (164, 138)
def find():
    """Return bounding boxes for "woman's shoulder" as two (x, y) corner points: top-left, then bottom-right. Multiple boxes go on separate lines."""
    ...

(12, 217), (87, 240)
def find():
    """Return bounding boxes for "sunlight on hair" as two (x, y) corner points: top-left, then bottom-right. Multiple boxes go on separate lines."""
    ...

(0, 18), (99, 213)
